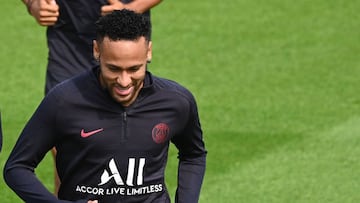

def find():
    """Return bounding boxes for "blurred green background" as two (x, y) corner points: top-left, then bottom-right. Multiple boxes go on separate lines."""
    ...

(1, 0), (360, 202)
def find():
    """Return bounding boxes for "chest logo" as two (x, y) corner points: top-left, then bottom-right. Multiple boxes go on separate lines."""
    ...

(81, 128), (104, 138)
(152, 123), (169, 144)
(99, 158), (145, 186)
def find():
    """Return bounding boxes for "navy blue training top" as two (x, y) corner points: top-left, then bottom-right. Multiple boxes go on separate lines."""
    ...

(4, 67), (207, 203)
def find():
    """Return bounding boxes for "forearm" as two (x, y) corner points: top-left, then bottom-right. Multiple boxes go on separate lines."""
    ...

(175, 154), (206, 203)
(4, 167), (82, 203)
(124, 0), (162, 13)
(22, 0), (34, 14)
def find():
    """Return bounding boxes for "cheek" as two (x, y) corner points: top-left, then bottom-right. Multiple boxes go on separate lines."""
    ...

(102, 66), (118, 79)
(100, 70), (117, 87)
(133, 70), (146, 83)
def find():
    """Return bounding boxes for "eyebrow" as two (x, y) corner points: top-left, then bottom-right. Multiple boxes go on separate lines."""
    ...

(105, 63), (143, 70)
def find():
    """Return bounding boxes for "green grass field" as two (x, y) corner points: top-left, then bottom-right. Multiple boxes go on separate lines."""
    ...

(1, 0), (360, 202)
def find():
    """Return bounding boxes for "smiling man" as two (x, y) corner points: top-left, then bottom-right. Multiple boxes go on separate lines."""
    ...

(4, 10), (207, 203)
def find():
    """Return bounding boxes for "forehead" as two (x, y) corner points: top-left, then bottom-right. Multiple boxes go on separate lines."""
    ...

(99, 36), (148, 48)
(98, 36), (149, 57)
(97, 37), (150, 68)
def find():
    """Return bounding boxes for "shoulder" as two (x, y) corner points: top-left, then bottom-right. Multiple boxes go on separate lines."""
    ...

(152, 75), (195, 101)
(147, 75), (200, 115)
(46, 69), (96, 102)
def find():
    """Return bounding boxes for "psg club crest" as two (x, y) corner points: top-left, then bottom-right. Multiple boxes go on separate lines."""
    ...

(152, 123), (169, 144)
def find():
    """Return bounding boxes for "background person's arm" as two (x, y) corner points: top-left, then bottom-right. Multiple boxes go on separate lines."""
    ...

(101, 0), (163, 16)
(22, 0), (59, 26)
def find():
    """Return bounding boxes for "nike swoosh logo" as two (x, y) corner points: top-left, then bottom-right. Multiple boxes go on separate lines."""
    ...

(81, 128), (104, 138)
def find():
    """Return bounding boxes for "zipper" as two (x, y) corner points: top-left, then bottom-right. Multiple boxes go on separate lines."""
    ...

(121, 111), (127, 142)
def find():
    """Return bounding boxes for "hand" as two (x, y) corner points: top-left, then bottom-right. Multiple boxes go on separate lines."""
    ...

(28, 0), (59, 26)
(88, 200), (98, 203)
(101, 0), (125, 16)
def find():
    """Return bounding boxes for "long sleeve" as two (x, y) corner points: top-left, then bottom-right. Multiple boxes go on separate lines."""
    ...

(175, 152), (206, 203)
(3, 92), (86, 203)
(4, 168), (86, 203)
(171, 94), (207, 203)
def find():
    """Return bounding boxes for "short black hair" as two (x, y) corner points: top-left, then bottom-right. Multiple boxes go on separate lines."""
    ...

(95, 9), (151, 43)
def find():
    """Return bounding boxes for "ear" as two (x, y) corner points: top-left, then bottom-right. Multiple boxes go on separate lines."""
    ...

(93, 40), (100, 61)
(147, 41), (152, 62)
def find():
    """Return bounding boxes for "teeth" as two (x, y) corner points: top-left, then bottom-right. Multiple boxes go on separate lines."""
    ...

(115, 86), (132, 95)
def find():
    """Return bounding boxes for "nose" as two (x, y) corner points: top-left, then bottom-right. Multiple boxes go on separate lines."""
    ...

(116, 71), (132, 87)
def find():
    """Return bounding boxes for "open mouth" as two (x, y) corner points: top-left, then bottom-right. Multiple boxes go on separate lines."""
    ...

(114, 86), (133, 96)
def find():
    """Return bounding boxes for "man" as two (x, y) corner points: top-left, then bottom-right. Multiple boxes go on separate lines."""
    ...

(4, 10), (207, 203)
(22, 0), (163, 193)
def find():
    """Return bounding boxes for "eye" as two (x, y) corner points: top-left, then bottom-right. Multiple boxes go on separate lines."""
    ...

(128, 66), (141, 73)
(107, 65), (120, 72)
